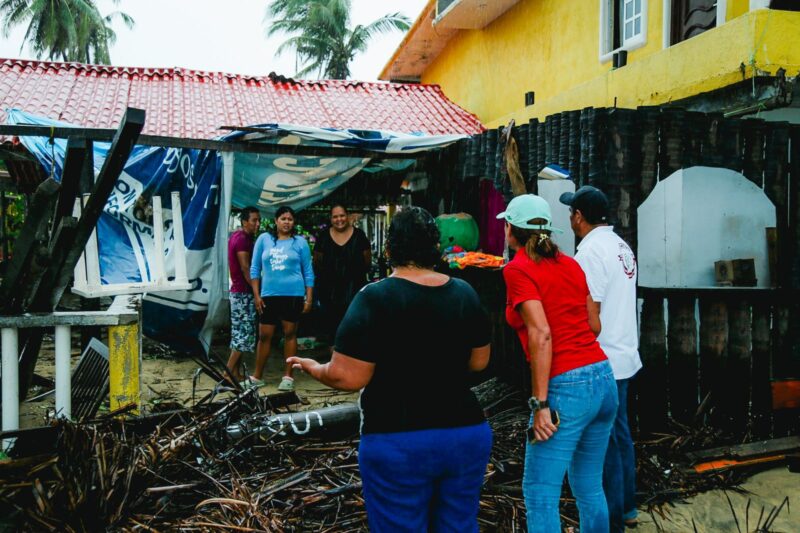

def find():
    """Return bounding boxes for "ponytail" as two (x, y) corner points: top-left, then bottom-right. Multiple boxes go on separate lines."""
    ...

(509, 220), (559, 262)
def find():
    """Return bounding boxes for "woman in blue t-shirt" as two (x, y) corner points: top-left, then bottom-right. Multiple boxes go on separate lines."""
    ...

(248, 205), (314, 391)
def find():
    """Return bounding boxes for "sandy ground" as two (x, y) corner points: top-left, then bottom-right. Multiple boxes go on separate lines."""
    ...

(635, 467), (799, 532)
(17, 335), (799, 532)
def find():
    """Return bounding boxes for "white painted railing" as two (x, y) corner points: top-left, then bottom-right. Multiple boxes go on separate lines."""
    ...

(0, 297), (138, 452)
(72, 191), (191, 298)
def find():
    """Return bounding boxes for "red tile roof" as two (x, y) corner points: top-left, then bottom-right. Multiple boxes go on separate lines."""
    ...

(0, 58), (484, 138)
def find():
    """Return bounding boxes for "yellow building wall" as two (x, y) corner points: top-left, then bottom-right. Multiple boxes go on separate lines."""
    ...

(421, 2), (800, 128)
(728, 0), (750, 20)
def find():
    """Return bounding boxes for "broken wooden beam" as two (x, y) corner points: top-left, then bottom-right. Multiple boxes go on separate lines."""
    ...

(686, 435), (800, 464)
(15, 108), (145, 400)
(0, 177), (60, 314)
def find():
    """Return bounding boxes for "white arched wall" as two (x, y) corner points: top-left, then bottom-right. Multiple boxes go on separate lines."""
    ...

(638, 166), (777, 288)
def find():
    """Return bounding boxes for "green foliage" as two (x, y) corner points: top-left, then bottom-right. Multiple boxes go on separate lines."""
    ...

(0, 0), (134, 64)
(1, 193), (25, 259)
(266, 0), (410, 79)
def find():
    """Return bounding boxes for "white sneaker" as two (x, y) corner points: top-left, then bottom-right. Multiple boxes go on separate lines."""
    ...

(278, 376), (295, 392)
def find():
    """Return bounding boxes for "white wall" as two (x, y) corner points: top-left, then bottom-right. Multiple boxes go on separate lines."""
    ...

(638, 166), (776, 288)
(538, 178), (576, 256)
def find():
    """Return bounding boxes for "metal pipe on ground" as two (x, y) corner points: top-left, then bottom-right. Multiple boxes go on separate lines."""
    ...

(226, 402), (360, 440)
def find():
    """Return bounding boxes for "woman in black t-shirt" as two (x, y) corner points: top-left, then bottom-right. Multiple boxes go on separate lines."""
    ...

(313, 204), (371, 342)
(289, 207), (492, 533)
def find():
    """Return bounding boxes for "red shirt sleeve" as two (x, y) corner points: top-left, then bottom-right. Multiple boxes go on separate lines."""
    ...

(502, 262), (541, 309)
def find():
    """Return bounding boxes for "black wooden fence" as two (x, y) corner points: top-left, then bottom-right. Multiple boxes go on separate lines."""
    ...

(439, 106), (800, 439)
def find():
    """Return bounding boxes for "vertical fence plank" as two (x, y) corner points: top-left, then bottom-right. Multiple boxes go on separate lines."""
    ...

(587, 109), (607, 189)
(537, 117), (547, 177)
(764, 122), (790, 287)
(527, 119), (539, 181)
(559, 110), (570, 169)
(724, 299), (752, 435)
(719, 118), (744, 172)
(700, 113), (725, 167)
(741, 118), (766, 187)
(659, 108), (686, 178)
(636, 294), (668, 433)
(751, 300), (772, 438)
(579, 107), (592, 187)
(495, 127), (506, 197)
(604, 108), (641, 250)
(685, 112), (706, 167)
(485, 129), (497, 181)
(668, 295), (698, 423)
(568, 110), (580, 180)
(790, 126), (800, 286)
(698, 297), (728, 426)
(639, 106), (660, 197)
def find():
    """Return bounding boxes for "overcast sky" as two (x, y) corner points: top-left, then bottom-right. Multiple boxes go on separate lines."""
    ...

(0, 0), (427, 80)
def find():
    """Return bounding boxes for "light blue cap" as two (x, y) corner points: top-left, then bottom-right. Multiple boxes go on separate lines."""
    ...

(496, 194), (562, 233)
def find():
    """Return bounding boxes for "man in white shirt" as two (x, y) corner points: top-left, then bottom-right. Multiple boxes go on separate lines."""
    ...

(560, 185), (642, 532)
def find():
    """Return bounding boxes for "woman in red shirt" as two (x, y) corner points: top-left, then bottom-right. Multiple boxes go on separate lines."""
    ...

(498, 194), (618, 533)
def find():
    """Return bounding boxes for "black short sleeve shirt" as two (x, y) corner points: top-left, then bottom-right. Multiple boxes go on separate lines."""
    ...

(335, 276), (491, 434)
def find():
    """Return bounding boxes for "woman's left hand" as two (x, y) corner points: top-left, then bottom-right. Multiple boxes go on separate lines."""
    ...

(302, 301), (312, 314)
(533, 408), (558, 442)
(287, 356), (318, 374)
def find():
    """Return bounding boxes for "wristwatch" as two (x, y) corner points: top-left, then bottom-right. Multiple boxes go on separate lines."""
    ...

(528, 397), (549, 412)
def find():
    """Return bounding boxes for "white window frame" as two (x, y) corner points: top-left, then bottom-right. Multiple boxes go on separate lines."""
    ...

(599, 0), (648, 64)
(662, 0), (728, 49)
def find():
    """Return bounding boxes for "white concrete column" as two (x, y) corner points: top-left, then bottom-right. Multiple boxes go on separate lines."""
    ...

(171, 191), (188, 284)
(72, 198), (88, 290)
(55, 325), (72, 420)
(83, 194), (101, 287)
(1, 327), (19, 452)
(717, 0), (728, 26)
(152, 195), (166, 284)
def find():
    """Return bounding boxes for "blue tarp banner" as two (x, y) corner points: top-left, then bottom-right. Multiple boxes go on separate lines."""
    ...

(7, 109), (222, 354)
(6, 111), (466, 354)
(221, 124), (466, 215)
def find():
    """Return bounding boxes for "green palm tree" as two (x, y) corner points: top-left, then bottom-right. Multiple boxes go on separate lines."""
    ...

(266, 0), (410, 79)
(0, 0), (134, 64)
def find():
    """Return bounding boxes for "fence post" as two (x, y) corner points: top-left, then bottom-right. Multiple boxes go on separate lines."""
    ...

(1, 327), (19, 451)
(54, 325), (72, 419)
(108, 296), (141, 415)
(636, 294), (668, 434)
(668, 295), (698, 423)
(699, 297), (728, 426)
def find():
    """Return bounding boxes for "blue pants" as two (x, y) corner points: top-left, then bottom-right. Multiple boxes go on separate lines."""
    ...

(603, 378), (638, 532)
(358, 422), (493, 533)
(523, 361), (618, 533)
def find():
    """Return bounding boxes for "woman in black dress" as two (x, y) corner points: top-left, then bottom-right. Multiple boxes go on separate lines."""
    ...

(313, 204), (371, 342)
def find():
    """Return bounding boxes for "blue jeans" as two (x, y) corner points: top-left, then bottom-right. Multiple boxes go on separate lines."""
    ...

(603, 378), (638, 532)
(359, 422), (493, 533)
(523, 360), (618, 533)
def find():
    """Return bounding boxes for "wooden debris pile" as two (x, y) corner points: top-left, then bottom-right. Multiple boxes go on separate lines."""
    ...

(0, 378), (791, 532)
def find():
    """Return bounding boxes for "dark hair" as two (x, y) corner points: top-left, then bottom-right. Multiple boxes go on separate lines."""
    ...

(269, 205), (298, 241)
(239, 206), (260, 223)
(509, 218), (559, 262)
(386, 207), (441, 268)
(329, 204), (348, 216)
